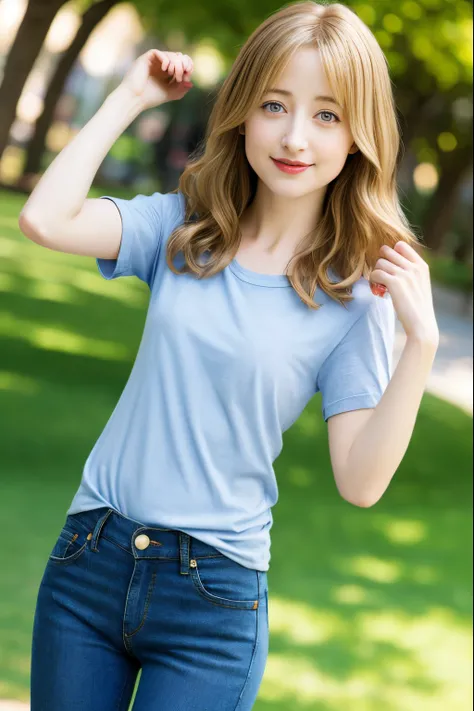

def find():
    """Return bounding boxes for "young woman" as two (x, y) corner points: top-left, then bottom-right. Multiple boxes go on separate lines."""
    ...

(20, 2), (440, 709)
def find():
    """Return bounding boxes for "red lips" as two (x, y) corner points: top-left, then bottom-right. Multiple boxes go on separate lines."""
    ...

(273, 158), (313, 167)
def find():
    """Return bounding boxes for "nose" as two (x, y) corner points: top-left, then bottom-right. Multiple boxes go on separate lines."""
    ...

(281, 114), (309, 153)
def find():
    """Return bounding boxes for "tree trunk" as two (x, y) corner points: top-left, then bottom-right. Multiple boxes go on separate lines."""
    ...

(453, 229), (473, 265)
(20, 0), (119, 183)
(0, 0), (68, 163)
(422, 151), (473, 253)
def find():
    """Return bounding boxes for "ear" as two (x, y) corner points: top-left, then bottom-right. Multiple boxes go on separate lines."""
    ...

(348, 144), (359, 155)
(239, 125), (246, 135)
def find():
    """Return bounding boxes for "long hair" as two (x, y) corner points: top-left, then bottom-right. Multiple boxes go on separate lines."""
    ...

(165, 0), (422, 310)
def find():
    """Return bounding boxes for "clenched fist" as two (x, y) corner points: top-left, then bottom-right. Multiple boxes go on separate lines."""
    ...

(120, 49), (195, 110)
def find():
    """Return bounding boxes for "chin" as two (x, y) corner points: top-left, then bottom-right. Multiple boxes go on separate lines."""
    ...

(262, 178), (317, 198)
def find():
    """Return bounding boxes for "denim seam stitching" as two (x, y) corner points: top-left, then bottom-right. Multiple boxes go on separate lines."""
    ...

(101, 535), (134, 557)
(116, 666), (137, 711)
(124, 571), (157, 639)
(62, 537), (76, 558)
(123, 561), (138, 656)
(66, 516), (93, 535)
(49, 541), (88, 565)
(191, 582), (257, 610)
(100, 534), (225, 560)
(58, 533), (74, 543)
(234, 573), (261, 710)
(91, 508), (113, 552)
(190, 563), (259, 610)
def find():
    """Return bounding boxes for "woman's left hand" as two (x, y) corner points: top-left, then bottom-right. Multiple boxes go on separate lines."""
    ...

(370, 241), (440, 345)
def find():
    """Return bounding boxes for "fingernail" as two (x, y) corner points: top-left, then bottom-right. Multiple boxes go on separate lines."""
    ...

(370, 283), (387, 297)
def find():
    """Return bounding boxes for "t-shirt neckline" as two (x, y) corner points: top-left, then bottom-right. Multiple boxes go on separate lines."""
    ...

(228, 258), (293, 288)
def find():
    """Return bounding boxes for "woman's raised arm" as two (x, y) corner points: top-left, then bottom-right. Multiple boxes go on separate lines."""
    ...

(18, 49), (194, 259)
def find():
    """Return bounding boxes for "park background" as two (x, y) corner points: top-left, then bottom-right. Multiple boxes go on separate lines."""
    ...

(0, 0), (472, 709)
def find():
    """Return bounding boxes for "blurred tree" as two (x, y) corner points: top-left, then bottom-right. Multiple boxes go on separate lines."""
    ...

(144, 0), (473, 256)
(424, 156), (472, 252)
(19, 0), (119, 187)
(0, 0), (69, 163)
(407, 109), (471, 258)
(153, 82), (217, 192)
(1, 0), (471, 260)
(350, 0), (472, 255)
(135, 0), (254, 65)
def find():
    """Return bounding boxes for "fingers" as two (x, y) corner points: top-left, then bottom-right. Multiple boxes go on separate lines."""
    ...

(170, 52), (192, 83)
(182, 55), (193, 81)
(149, 49), (193, 83)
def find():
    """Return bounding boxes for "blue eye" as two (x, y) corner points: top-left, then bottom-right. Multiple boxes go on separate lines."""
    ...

(262, 101), (284, 113)
(318, 111), (340, 123)
(261, 102), (340, 123)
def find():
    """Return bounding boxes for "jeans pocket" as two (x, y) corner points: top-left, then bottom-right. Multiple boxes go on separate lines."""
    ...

(48, 517), (91, 566)
(189, 555), (265, 611)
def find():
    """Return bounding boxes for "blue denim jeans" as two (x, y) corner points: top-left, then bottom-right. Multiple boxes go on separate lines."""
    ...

(31, 507), (269, 710)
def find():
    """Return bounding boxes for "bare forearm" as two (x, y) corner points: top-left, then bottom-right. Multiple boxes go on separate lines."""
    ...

(21, 86), (147, 226)
(342, 335), (439, 507)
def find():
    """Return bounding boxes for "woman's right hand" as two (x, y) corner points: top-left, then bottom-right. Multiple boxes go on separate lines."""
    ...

(120, 49), (194, 110)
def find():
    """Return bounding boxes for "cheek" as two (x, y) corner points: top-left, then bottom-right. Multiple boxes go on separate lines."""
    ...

(317, 136), (353, 170)
(246, 119), (274, 153)
(244, 125), (274, 175)
(317, 130), (346, 153)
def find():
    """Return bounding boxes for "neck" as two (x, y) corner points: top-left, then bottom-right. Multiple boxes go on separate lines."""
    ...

(239, 180), (327, 256)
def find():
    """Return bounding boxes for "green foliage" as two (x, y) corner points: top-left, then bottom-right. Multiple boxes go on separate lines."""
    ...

(134, 0), (473, 175)
(108, 134), (145, 162)
(0, 188), (472, 709)
(425, 252), (473, 293)
(134, 0), (472, 87)
(353, 0), (472, 89)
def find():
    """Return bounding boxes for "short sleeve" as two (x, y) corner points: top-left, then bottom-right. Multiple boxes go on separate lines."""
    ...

(317, 293), (396, 422)
(96, 191), (184, 286)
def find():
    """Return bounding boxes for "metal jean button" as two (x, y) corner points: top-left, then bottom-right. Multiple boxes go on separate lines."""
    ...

(134, 534), (151, 550)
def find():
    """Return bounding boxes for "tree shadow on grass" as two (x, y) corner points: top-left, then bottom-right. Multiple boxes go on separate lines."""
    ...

(258, 395), (472, 709)
(0, 192), (472, 709)
(1, 332), (471, 710)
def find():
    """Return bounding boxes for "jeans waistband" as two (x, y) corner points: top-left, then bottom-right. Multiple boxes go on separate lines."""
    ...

(67, 507), (225, 576)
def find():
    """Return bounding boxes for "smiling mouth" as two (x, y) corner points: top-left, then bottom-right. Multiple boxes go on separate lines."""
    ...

(270, 158), (314, 173)
(271, 158), (314, 167)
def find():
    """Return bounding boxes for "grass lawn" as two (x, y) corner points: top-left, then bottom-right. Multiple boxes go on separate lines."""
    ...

(0, 189), (472, 710)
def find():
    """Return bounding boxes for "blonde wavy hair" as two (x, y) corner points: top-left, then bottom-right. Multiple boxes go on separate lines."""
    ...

(166, 0), (422, 310)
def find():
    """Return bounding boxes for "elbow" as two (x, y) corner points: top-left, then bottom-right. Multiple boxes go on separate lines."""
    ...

(18, 210), (50, 245)
(341, 491), (380, 508)
(336, 472), (384, 509)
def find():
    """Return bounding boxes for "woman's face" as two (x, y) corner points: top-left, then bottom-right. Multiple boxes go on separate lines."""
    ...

(242, 47), (357, 199)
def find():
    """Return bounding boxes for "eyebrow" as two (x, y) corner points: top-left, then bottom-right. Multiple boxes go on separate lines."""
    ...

(265, 88), (342, 107)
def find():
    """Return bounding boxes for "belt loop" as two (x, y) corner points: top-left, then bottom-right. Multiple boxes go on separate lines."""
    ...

(179, 532), (190, 575)
(90, 508), (113, 553)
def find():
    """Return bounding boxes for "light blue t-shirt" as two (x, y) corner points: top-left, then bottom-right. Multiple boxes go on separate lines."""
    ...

(67, 191), (395, 571)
